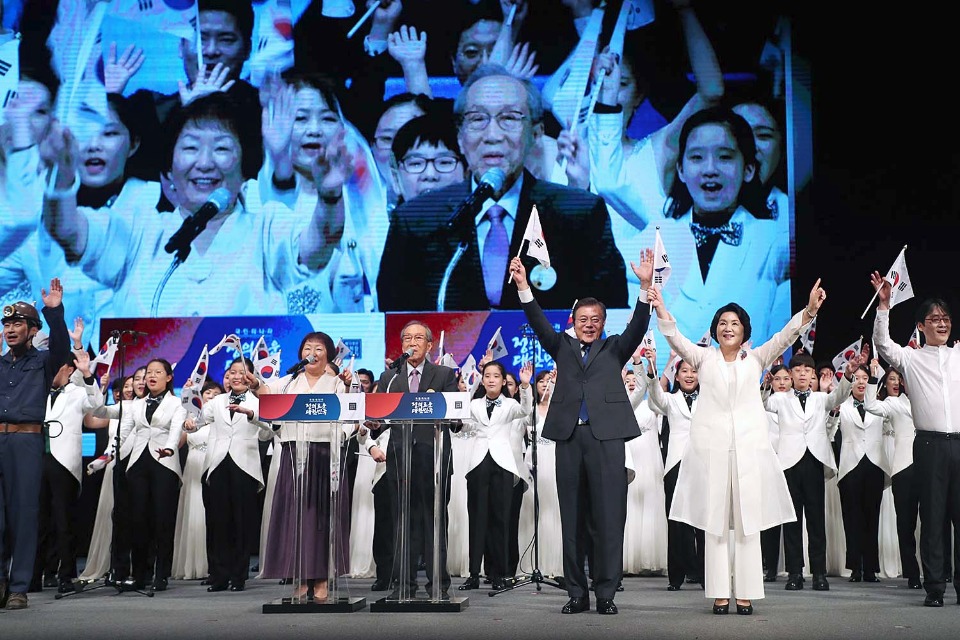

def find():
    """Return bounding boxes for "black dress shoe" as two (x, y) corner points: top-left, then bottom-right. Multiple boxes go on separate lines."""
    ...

(785, 573), (803, 590)
(43, 575), (58, 588)
(863, 572), (881, 583)
(737, 602), (754, 615)
(616, 582), (624, 592)
(57, 579), (75, 594)
(848, 571), (862, 582)
(763, 571), (778, 583)
(121, 578), (146, 591)
(907, 577), (922, 589)
(490, 578), (508, 591)
(924, 593), (944, 607)
(200, 578), (210, 586)
(686, 576), (702, 584)
(229, 583), (245, 592)
(666, 584), (681, 591)
(152, 578), (168, 592)
(458, 576), (480, 591)
(561, 596), (590, 614)
(596, 598), (618, 615)
(812, 574), (830, 591)
(207, 582), (229, 592)
(370, 579), (390, 591)
(712, 600), (729, 615)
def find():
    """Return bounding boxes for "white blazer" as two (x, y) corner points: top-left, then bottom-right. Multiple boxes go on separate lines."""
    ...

(863, 384), (914, 476)
(837, 396), (890, 480)
(660, 310), (806, 537)
(45, 369), (104, 483)
(462, 387), (534, 489)
(764, 376), (851, 477)
(644, 375), (696, 475)
(197, 392), (273, 489)
(118, 392), (186, 477)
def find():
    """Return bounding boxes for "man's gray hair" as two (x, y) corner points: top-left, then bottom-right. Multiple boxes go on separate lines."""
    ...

(400, 320), (433, 343)
(453, 64), (544, 125)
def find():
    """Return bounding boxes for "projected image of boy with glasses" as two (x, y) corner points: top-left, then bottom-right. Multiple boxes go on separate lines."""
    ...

(391, 115), (466, 204)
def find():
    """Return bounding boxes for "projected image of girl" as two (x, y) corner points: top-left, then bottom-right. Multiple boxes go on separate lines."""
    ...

(639, 106), (789, 350)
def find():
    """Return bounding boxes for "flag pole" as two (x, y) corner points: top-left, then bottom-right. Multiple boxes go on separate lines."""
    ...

(346, 1), (381, 39)
(859, 244), (907, 320)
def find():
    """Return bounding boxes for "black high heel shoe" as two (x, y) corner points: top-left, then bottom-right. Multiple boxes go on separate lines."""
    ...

(713, 599), (729, 615)
(736, 601), (753, 615)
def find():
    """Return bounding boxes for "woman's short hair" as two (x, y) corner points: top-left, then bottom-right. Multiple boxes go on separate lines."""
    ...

(710, 302), (752, 344)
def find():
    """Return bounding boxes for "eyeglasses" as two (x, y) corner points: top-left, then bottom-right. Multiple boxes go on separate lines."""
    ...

(400, 155), (461, 174)
(401, 334), (428, 343)
(373, 135), (395, 150)
(925, 315), (951, 326)
(460, 110), (529, 132)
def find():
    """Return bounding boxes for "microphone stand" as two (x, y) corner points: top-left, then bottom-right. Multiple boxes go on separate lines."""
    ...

(490, 324), (564, 598)
(58, 329), (154, 599)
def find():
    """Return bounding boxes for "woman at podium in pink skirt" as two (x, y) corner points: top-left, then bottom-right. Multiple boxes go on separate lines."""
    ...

(248, 331), (352, 601)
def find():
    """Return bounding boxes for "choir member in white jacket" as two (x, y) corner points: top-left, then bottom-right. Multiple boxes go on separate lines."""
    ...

(37, 345), (104, 592)
(187, 358), (274, 592)
(763, 351), (856, 592)
(118, 359), (186, 592)
(458, 361), (533, 591)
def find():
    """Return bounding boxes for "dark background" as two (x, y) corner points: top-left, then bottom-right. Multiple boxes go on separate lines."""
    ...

(792, 7), (958, 363)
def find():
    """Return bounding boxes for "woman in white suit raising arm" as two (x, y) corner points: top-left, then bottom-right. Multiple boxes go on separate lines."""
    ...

(647, 279), (826, 616)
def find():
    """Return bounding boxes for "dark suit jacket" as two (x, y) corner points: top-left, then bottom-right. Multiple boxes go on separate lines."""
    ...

(374, 360), (460, 471)
(377, 171), (628, 312)
(522, 294), (649, 442)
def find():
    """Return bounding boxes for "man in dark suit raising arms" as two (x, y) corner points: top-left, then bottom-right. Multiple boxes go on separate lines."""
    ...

(509, 251), (653, 615)
(371, 321), (459, 599)
(377, 64), (626, 312)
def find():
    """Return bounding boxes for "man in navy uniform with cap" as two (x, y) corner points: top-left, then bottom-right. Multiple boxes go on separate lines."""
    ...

(0, 278), (70, 610)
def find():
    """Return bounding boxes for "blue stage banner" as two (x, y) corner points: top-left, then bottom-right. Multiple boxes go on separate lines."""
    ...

(259, 393), (366, 422)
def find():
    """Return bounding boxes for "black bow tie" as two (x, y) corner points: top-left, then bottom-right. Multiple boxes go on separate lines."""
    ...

(145, 393), (164, 406)
(853, 399), (865, 409)
(229, 392), (247, 405)
(690, 220), (743, 248)
(486, 398), (502, 410)
(682, 390), (699, 402)
(794, 389), (811, 400)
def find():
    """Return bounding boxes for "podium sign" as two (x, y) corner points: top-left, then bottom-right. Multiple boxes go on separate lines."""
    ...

(364, 392), (471, 421)
(259, 393), (365, 421)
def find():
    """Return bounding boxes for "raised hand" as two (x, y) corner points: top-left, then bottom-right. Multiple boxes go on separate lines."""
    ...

(820, 369), (836, 393)
(39, 124), (80, 190)
(178, 62), (235, 106)
(647, 286), (665, 314)
(74, 348), (92, 377)
(262, 84), (296, 170)
(630, 247), (654, 290)
(387, 25), (427, 66)
(519, 361), (533, 385)
(509, 256), (528, 290)
(312, 129), (354, 195)
(501, 42), (538, 80)
(479, 349), (494, 368)
(595, 48), (622, 107)
(103, 42), (146, 94)
(806, 278), (826, 315)
(4, 80), (51, 148)
(69, 316), (85, 347)
(869, 270), (892, 310)
(557, 126), (589, 189)
(41, 277), (63, 308)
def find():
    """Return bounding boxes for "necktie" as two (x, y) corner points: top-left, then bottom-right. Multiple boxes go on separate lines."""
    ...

(145, 393), (165, 423)
(689, 220), (744, 249)
(854, 399), (865, 421)
(794, 388), (811, 411)
(408, 368), (420, 393)
(482, 205), (509, 306)
(579, 343), (590, 424)
(683, 390), (698, 409)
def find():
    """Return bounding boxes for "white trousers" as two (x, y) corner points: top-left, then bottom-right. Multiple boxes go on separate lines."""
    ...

(704, 450), (765, 600)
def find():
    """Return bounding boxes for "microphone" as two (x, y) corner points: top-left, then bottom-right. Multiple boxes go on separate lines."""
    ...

(286, 354), (316, 376)
(445, 168), (506, 230)
(164, 187), (232, 261)
(389, 348), (415, 372)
